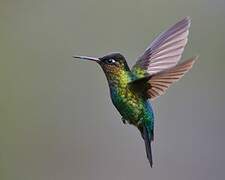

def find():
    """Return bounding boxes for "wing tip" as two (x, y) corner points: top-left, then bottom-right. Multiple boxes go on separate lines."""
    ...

(182, 16), (191, 25)
(185, 55), (199, 67)
(184, 16), (191, 22)
(175, 16), (191, 30)
(176, 56), (197, 72)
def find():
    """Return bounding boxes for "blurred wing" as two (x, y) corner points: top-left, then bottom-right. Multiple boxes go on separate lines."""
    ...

(129, 57), (196, 100)
(132, 17), (191, 77)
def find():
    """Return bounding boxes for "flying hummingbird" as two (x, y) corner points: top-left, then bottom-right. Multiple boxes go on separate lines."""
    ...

(73, 17), (197, 167)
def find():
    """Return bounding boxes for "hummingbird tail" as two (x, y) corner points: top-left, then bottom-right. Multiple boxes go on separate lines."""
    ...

(142, 125), (153, 167)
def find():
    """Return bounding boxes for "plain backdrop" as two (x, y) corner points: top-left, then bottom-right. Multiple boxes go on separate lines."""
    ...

(0, 0), (225, 180)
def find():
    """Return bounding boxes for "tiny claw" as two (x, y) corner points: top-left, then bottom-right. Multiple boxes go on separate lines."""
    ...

(121, 117), (127, 124)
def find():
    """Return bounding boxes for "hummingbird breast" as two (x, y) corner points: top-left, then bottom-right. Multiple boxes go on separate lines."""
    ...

(107, 71), (144, 125)
(104, 68), (153, 126)
(110, 86), (143, 124)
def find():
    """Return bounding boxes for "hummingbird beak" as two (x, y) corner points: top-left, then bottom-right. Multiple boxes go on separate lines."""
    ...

(73, 55), (100, 62)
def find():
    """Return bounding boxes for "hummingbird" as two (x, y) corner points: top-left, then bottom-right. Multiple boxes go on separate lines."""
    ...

(73, 17), (197, 167)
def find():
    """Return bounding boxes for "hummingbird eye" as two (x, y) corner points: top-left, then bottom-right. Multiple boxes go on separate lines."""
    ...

(105, 58), (116, 64)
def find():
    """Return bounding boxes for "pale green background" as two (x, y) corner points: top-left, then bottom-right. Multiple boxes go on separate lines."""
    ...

(0, 0), (225, 180)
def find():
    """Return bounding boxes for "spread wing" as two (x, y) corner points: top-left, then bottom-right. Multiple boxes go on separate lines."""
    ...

(132, 17), (191, 78)
(129, 57), (197, 100)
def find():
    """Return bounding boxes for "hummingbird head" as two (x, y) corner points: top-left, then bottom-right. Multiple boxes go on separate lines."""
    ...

(73, 53), (130, 76)
(98, 53), (130, 73)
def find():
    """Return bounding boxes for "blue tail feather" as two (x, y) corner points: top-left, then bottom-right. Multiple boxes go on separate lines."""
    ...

(142, 125), (153, 167)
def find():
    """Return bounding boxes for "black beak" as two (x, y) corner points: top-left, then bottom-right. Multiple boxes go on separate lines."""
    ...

(73, 55), (100, 62)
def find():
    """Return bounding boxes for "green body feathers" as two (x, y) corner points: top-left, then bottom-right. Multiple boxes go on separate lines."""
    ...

(105, 66), (155, 166)
(74, 17), (196, 167)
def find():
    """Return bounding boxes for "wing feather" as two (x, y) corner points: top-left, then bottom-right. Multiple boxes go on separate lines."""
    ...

(147, 57), (196, 99)
(129, 57), (197, 100)
(132, 17), (191, 77)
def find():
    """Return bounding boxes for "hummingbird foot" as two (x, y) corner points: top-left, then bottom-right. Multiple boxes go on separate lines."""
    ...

(121, 117), (128, 124)
(136, 118), (143, 126)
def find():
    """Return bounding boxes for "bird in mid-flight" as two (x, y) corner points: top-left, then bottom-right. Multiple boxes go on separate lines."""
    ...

(73, 17), (197, 167)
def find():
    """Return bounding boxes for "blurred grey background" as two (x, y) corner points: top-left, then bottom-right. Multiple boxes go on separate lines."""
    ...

(0, 0), (225, 180)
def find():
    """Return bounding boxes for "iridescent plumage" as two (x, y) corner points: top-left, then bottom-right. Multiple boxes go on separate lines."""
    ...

(74, 17), (197, 167)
